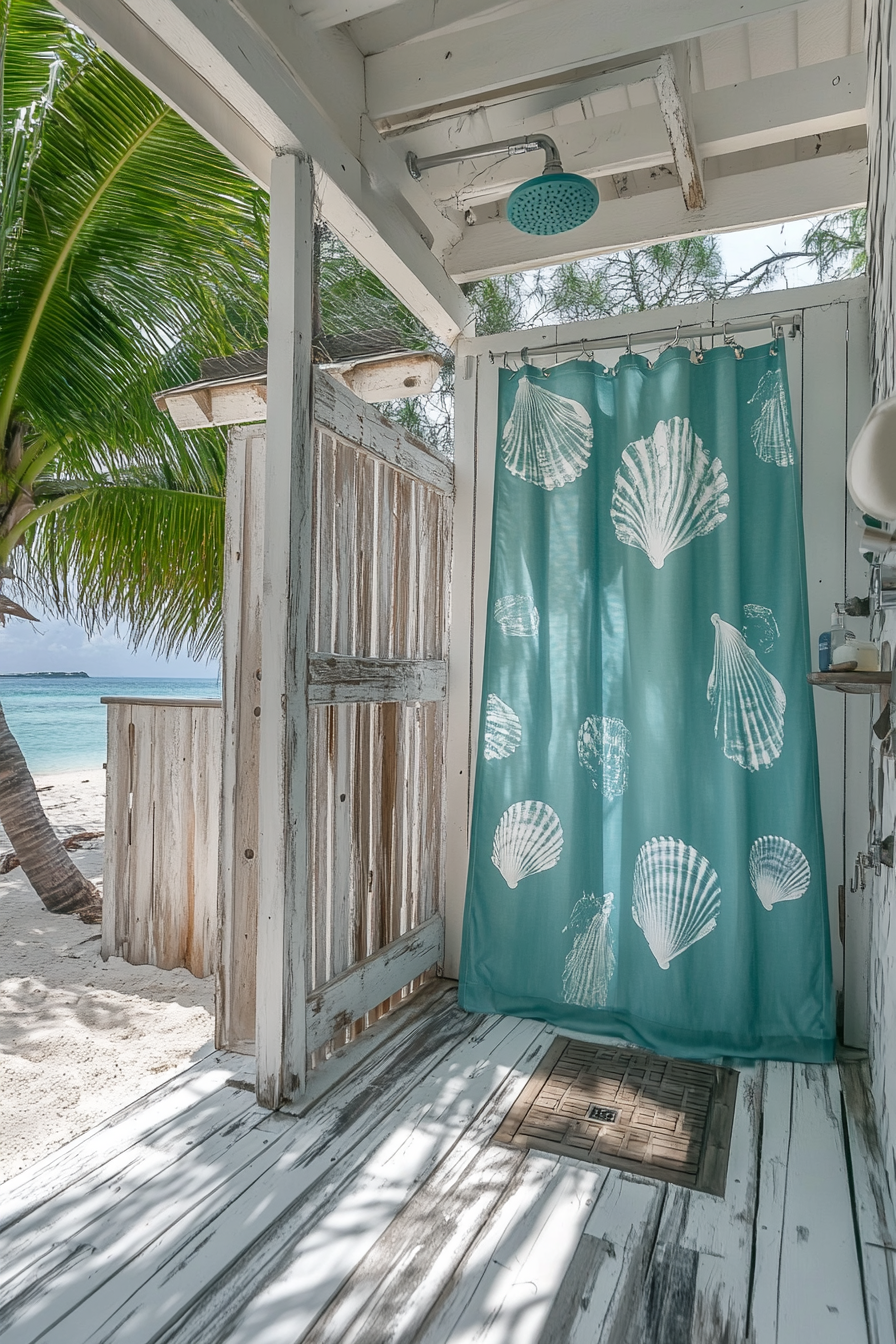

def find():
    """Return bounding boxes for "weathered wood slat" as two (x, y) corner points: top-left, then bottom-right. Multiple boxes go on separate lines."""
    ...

(102, 699), (220, 978)
(305, 914), (444, 1053)
(312, 370), (453, 494)
(748, 1060), (793, 1344)
(307, 654), (447, 703)
(217, 428), (264, 1051)
(627, 1062), (762, 1343)
(217, 1017), (547, 1344)
(0, 1087), (260, 1304)
(297, 1029), (552, 1344)
(839, 1061), (896, 1344)
(541, 1173), (664, 1344)
(44, 1003), (487, 1344)
(0, 1050), (234, 1233)
(775, 1064), (867, 1344)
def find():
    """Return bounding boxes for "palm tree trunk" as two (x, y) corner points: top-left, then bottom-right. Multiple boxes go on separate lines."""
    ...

(0, 698), (102, 922)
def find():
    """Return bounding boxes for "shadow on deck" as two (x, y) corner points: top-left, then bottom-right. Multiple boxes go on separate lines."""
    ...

(1, 980), (894, 1344)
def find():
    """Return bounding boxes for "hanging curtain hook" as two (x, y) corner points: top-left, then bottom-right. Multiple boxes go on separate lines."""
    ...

(769, 314), (781, 356)
(626, 333), (633, 356)
(723, 322), (735, 346)
(488, 350), (495, 364)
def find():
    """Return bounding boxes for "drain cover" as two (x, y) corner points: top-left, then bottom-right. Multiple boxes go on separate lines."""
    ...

(586, 1104), (620, 1123)
(494, 1038), (738, 1196)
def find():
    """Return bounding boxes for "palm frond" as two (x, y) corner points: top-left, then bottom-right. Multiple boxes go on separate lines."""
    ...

(1, 29), (268, 459)
(13, 481), (224, 659)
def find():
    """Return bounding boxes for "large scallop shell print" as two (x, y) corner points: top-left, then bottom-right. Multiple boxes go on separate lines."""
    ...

(577, 716), (631, 798)
(749, 836), (811, 910)
(748, 369), (794, 466)
(494, 594), (539, 638)
(610, 416), (729, 569)
(707, 615), (786, 771)
(484, 695), (522, 761)
(491, 800), (563, 889)
(563, 892), (616, 1007)
(501, 376), (593, 490)
(632, 837), (721, 969)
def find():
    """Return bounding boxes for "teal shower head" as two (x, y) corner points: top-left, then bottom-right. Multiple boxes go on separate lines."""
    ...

(506, 171), (599, 236)
(406, 134), (599, 237)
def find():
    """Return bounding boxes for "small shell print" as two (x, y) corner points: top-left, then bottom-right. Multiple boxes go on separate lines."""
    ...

(708, 614), (786, 771)
(563, 892), (616, 1008)
(577, 716), (631, 799)
(491, 800), (563, 890)
(742, 603), (780, 654)
(632, 837), (721, 970)
(484, 695), (522, 762)
(502, 376), (592, 490)
(494, 594), (539, 638)
(748, 369), (794, 466)
(749, 836), (811, 911)
(611, 417), (729, 569)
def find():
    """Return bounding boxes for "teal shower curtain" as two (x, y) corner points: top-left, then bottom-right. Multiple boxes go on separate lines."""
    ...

(458, 342), (835, 1062)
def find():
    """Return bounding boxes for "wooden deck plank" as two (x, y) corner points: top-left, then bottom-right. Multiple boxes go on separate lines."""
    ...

(538, 1172), (663, 1344)
(80, 1012), (530, 1344)
(2, 1003), (885, 1344)
(5, 998), (481, 1344)
(219, 1020), (550, 1344)
(0, 1085), (259, 1297)
(628, 1062), (763, 1343)
(0, 1049), (242, 1231)
(294, 1030), (553, 1344)
(840, 1060), (896, 1344)
(776, 1064), (868, 1344)
(425, 1157), (611, 1344)
(748, 1061), (794, 1344)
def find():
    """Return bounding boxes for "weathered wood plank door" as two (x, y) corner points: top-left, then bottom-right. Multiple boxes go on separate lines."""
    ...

(217, 273), (452, 1103)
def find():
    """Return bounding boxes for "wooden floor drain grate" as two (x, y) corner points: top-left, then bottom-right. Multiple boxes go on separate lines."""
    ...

(494, 1037), (738, 1196)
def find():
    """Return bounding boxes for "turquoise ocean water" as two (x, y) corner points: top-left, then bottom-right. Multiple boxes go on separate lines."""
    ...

(0, 677), (221, 774)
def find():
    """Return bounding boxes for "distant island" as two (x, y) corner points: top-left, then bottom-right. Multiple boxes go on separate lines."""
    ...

(0, 671), (90, 678)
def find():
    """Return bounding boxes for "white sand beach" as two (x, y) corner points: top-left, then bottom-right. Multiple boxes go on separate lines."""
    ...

(0, 768), (214, 1182)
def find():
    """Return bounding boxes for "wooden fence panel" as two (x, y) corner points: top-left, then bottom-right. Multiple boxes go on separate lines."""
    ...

(101, 698), (221, 978)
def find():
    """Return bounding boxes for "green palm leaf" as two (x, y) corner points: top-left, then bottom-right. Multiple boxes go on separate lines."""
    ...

(15, 481), (224, 660)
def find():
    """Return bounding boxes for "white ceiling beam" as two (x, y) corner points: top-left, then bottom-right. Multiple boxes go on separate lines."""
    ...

(695, 52), (866, 157)
(53, 0), (273, 184)
(445, 147), (867, 280)
(60, 0), (471, 343)
(409, 54), (865, 209)
(364, 0), (804, 117)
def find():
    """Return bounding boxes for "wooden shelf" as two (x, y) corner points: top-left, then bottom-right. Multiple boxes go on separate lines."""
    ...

(807, 672), (891, 695)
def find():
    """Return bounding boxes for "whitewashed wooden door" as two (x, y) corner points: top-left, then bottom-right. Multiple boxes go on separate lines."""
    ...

(448, 277), (872, 1046)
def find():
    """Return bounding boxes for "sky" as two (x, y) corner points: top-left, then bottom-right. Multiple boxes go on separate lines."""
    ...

(0, 215), (833, 678)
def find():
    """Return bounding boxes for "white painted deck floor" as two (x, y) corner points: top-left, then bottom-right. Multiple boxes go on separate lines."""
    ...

(3, 980), (895, 1344)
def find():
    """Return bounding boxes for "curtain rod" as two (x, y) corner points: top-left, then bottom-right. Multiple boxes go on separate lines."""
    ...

(487, 313), (802, 364)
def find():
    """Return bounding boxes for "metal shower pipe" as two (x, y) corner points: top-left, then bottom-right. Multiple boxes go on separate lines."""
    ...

(406, 135), (564, 181)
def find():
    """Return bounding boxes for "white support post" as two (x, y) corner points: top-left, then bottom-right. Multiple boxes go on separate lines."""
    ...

(656, 48), (705, 212)
(255, 151), (315, 1108)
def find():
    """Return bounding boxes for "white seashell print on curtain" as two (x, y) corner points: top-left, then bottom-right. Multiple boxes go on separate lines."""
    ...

(707, 614), (786, 771)
(748, 369), (794, 466)
(563, 892), (616, 1007)
(632, 837), (721, 969)
(577, 715), (631, 798)
(484, 695), (522, 761)
(610, 416), (729, 569)
(494, 594), (540, 637)
(742, 603), (780, 654)
(749, 836), (811, 910)
(501, 376), (593, 490)
(491, 800), (563, 889)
